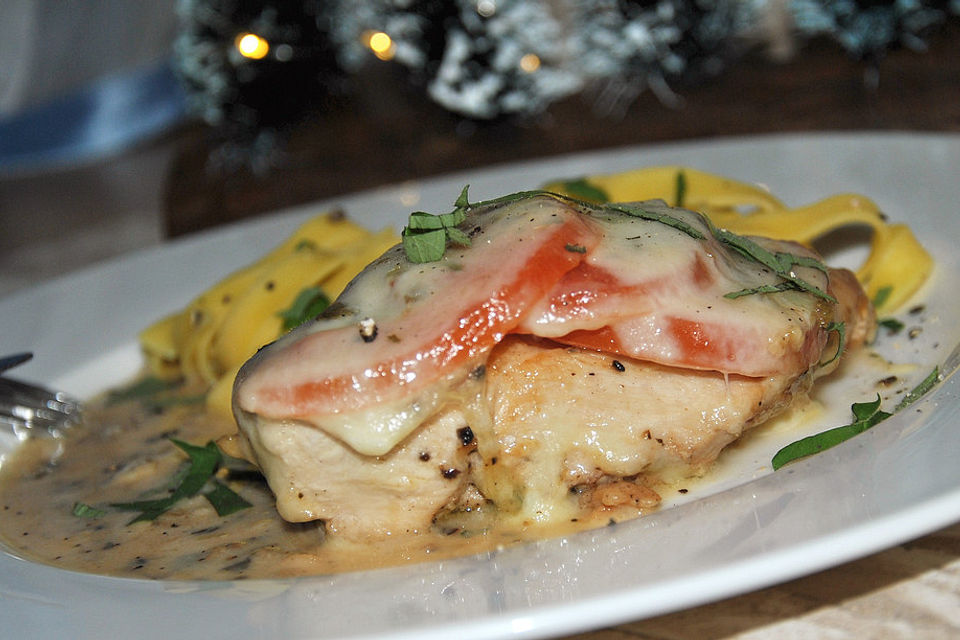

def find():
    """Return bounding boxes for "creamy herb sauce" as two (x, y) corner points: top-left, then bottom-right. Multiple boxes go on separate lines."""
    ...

(0, 386), (587, 580)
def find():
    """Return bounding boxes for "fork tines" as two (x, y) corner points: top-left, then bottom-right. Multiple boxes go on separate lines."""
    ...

(0, 377), (81, 439)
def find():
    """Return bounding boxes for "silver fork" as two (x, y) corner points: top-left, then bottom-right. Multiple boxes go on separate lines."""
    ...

(0, 353), (81, 439)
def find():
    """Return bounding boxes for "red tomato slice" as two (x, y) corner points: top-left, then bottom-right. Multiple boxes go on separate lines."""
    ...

(242, 210), (596, 419)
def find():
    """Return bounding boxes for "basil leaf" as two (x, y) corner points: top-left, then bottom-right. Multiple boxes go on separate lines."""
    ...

(445, 227), (472, 247)
(402, 202), (472, 263)
(204, 480), (253, 516)
(406, 211), (446, 230)
(279, 286), (331, 332)
(402, 227), (447, 263)
(439, 209), (467, 228)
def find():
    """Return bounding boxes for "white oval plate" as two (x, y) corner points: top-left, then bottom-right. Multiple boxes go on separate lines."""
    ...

(1, 132), (959, 640)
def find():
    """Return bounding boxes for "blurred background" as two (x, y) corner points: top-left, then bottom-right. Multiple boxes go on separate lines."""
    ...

(0, 2), (959, 637)
(1, 0), (958, 297)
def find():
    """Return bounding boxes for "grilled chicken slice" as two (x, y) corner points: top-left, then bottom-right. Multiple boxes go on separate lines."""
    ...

(233, 194), (874, 540)
(479, 335), (815, 525)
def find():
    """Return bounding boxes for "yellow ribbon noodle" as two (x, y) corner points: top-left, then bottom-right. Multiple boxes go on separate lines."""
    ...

(139, 212), (397, 417)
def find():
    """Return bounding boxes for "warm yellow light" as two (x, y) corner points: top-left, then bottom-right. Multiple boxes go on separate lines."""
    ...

(477, 0), (497, 17)
(365, 30), (395, 61)
(519, 53), (541, 73)
(236, 32), (269, 60)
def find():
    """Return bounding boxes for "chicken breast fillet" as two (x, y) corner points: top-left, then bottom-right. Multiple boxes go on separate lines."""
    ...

(233, 194), (875, 541)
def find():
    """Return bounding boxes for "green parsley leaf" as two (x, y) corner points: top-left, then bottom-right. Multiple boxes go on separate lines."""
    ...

(279, 286), (331, 332)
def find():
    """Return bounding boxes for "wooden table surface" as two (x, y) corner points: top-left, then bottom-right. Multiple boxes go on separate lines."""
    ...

(2, 25), (959, 640)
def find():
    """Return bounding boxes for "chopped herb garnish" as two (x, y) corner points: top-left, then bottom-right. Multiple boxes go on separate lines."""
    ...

(674, 170), (687, 207)
(872, 285), (893, 308)
(565, 243), (587, 253)
(556, 178), (610, 203)
(106, 376), (183, 405)
(772, 366), (941, 469)
(724, 281), (797, 299)
(894, 366), (940, 412)
(819, 321), (846, 368)
(402, 186), (472, 263)
(401, 186), (704, 264)
(72, 502), (105, 519)
(204, 480), (253, 517)
(401, 185), (837, 309)
(110, 439), (252, 524)
(771, 395), (890, 470)
(713, 229), (835, 303)
(279, 286), (331, 332)
(878, 317), (905, 334)
(402, 226), (448, 263)
(609, 202), (705, 239)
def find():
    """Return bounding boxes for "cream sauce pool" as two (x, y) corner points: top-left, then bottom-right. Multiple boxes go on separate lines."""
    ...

(0, 384), (621, 580)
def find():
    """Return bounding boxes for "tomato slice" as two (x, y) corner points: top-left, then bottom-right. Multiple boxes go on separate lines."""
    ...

(520, 245), (828, 377)
(240, 205), (596, 419)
